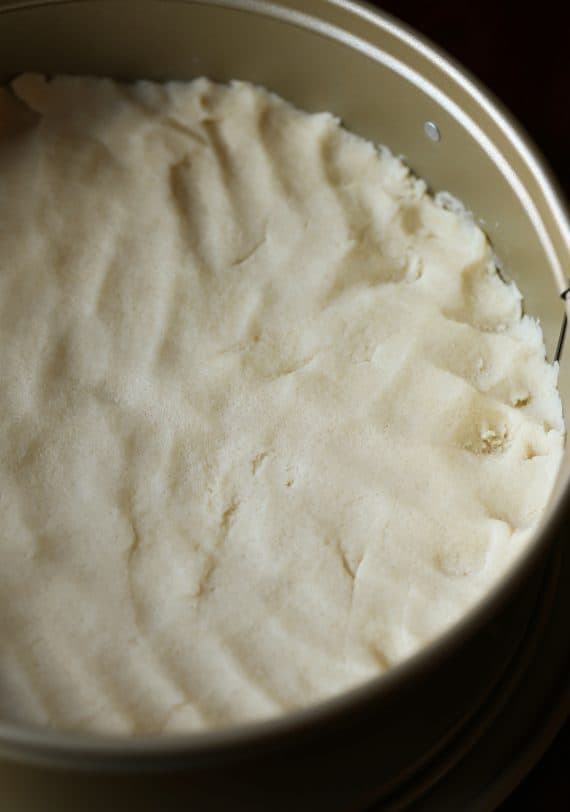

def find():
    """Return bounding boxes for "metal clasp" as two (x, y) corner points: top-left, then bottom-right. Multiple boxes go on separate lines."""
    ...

(554, 286), (570, 364)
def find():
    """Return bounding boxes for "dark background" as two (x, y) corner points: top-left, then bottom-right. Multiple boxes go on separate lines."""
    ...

(369, 2), (569, 809)
(374, 1), (570, 198)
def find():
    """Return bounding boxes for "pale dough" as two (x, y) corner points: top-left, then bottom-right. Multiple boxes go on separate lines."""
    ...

(0, 75), (564, 734)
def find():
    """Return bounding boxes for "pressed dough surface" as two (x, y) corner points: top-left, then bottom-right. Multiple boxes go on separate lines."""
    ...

(0, 75), (564, 734)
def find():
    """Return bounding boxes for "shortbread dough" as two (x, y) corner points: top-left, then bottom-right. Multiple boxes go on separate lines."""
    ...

(0, 75), (564, 734)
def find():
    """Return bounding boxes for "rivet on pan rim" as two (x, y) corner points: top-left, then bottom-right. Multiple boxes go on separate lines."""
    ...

(423, 120), (441, 142)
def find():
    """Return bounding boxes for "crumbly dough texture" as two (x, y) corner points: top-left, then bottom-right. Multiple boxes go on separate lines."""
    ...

(0, 75), (564, 734)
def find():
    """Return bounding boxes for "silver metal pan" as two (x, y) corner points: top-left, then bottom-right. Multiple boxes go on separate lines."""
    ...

(0, 2), (568, 809)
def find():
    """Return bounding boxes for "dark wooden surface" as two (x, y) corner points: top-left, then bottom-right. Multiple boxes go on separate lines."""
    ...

(369, 3), (569, 809)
